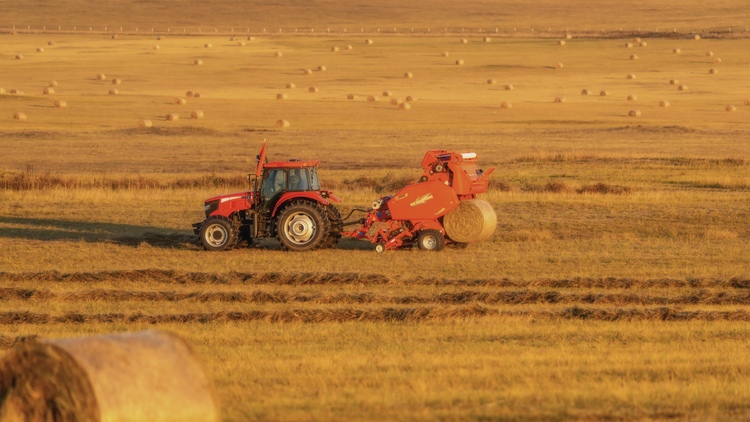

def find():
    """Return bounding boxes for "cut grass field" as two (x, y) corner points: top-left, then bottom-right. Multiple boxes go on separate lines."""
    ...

(2, 3), (750, 419)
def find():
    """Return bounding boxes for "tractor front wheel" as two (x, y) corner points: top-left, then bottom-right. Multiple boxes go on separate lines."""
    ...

(199, 217), (237, 251)
(276, 201), (331, 251)
(417, 229), (445, 251)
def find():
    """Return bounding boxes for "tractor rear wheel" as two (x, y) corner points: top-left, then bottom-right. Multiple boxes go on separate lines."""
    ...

(417, 229), (445, 251)
(276, 201), (331, 251)
(322, 205), (343, 249)
(199, 217), (237, 251)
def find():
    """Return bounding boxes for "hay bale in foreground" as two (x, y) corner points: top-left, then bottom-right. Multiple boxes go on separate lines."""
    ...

(581, 89), (590, 95)
(96, 73), (106, 80)
(347, 94), (356, 100)
(276, 119), (290, 128)
(0, 330), (219, 422)
(13, 112), (26, 121)
(628, 109), (641, 117)
(191, 110), (204, 119)
(166, 113), (179, 121)
(725, 105), (736, 112)
(138, 119), (152, 128)
(443, 199), (497, 243)
(54, 100), (67, 108)
(627, 95), (637, 101)
(500, 102), (512, 109)
(398, 102), (411, 110)
(43, 87), (54, 95)
(554, 96), (565, 103)
(49, 80), (58, 87)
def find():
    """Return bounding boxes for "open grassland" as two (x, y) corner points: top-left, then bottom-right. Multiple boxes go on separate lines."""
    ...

(1, 9), (750, 420)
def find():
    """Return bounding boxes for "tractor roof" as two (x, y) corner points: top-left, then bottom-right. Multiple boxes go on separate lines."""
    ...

(264, 160), (320, 169)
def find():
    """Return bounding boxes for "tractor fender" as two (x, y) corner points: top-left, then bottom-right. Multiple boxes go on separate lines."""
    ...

(272, 192), (331, 217)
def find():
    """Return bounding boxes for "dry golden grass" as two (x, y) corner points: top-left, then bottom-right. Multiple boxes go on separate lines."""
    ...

(2, 3), (750, 419)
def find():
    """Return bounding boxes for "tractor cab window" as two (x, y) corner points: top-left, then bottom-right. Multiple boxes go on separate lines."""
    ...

(288, 168), (310, 191)
(261, 169), (287, 199)
(308, 167), (320, 190)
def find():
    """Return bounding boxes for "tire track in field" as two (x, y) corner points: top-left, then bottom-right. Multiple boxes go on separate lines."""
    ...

(2, 307), (750, 324)
(3, 288), (750, 306)
(1, 270), (748, 289)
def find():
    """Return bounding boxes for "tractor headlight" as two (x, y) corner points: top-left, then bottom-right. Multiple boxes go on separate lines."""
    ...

(204, 200), (219, 217)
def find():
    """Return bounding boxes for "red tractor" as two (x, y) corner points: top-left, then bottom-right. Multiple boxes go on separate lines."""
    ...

(193, 142), (496, 252)
(193, 141), (343, 251)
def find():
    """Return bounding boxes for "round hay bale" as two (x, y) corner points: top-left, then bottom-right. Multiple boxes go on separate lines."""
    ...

(581, 89), (590, 95)
(274, 51), (283, 57)
(669, 79), (679, 86)
(709, 68), (718, 74)
(629, 54), (638, 60)
(36, 47), (44, 53)
(9, 89), (23, 95)
(347, 94), (356, 100)
(404, 72), (413, 79)
(317, 65), (327, 71)
(558, 40), (566, 46)
(566, 34), (573, 39)
(194, 59), (203, 65)
(365, 39), (374, 45)
(677, 84), (687, 91)
(714, 58), (722, 64)
(230, 36), (236, 41)
(460, 38), (468, 44)
(745, 99), (750, 106)
(13, 112), (26, 121)
(204, 43), (212, 48)
(276, 119), (290, 128)
(54, 100), (67, 108)
(276, 93), (287, 100)
(152, 44), (160, 50)
(186, 91), (194, 97)
(175, 97), (187, 105)
(443, 199), (497, 243)
(725, 105), (736, 112)
(673, 48), (681, 54)
(48, 41), (55, 46)
(166, 113), (179, 121)
(15, 55), (23, 60)
(308, 86), (318, 93)
(96, 73), (106, 80)
(303, 68), (312, 75)
(455, 59), (465, 65)
(138, 119), (152, 128)
(599, 90), (609, 96)
(399, 102), (411, 110)
(286, 82), (296, 89)
(237, 41), (246, 47)
(693, 34), (701, 40)
(483, 37), (491, 43)
(500, 102), (512, 109)
(247, 36), (255, 41)
(382, 90), (392, 97)
(0, 88), (4, 94)
(43, 87), (54, 95)
(49, 80), (58, 87)
(346, 45), (353, 50)
(193, 92), (202, 98)
(627, 94), (637, 101)
(390, 97), (400, 105)
(659, 100), (670, 107)
(112, 78), (122, 85)
(331, 46), (339, 52)
(405, 95), (415, 102)
(367, 95), (377, 102)
(157, 35), (163, 40)
(487, 79), (496, 85)
(639, 41), (648, 47)
(624, 42), (633, 48)
(633, 37), (642, 43)
(554, 96), (565, 103)
(191, 110), (204, 119)
(505, 84), (514, 91)
(706, 51), (714, 57)
(628, 109), (641, 117)
(441, 51), (450, 57)
(626, 73), (636, 79)
(0, 330), (218, 422)
(555, 62), (564, 69)
(108, 89), (119, 95)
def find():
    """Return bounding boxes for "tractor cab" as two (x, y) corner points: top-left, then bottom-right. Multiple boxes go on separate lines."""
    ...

(258, 161), (321, 213)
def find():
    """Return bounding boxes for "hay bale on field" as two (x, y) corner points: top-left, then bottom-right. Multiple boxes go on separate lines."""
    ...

(405, 95), (415, 102)
(599, 90), (609, 96)
(629, 54), (638, 60)
(308, 86), (318, 93)
(441, 51), (449, 57)
(193, 92), (201, 98)
(626, 73), (636, 79)
(566, 34), (573, 39)
(483, 37), (491, 43)
(157, 35), (163, 40)
(659, 100), (670, 107)
(382, 90), (392, 97)
(709, 68), (718, 74)
(627, 94), (637, 101)
(0, 88), (4, 94)
(276, 119), (290, 128)
(399, 102), (411, 110)
(191, 110), (204, 119)
(443, 199), (497, 243)
(367, 95), (377, 102)
(48, 41), (55, 46)
(175, 97), (187, 105)
(677, 84), (687, 91)
(725, 105), (736, 112)
(555, 62), (564, 69)
(54, 100), (67, 108)
(237, 41), (246, 47)
(108, 89), (118, 95)
(138, 119), (152, 128)
(628, 109), (641, 117)
(365, 39), (374, 45)
(152, 44), (160, 50)
(43, 87), (54, 95)
(15, 55), (23, 60)
(13, 112), (26, 121)
(390, 97), (400, 105)
(9, 89), (23, 95)
(49, 80), (58, 87)
(693, 34), (701, 40)
(303, 68), (312, 75)
(347, 94), (356, 100)
(487, 79), (496, 85)
(36, 47), (44, 53)
(186, 91), (194, 97)
(633, 37), (642, 43)
(554, 96), (565, 103)
(317, 65), (327, 71)
(204, 43), (212, 48)
(455, 59), (465, 65)
(624, 42), (633, 48)
(673, 48), (681, 54)
(274, 51), (282, 57)
(581, 89), (590, 95)
(331, 46), (339, 52)
(404, 72), (413, 78)
(286, 82), (296, 89)
(669, 79), (679, 85)
(96, 73), (106, 80)
(639, 41), (648, 47)
(558, 40), (566, 46)
(166, 113), (179, 120)
(714, 58), (722, 64)
(112, 78), (122, 85)
(194, 59), (203, 65)
(0, 331), (218, 422)
(505, 84), (514, 91)
(500, 102), (512, 109)
(745, 99), (750, 106)
(247, 36), (255, 41)
(706, 51), (714, 57)
(276, 93), (287, 100)
(346, 45), (353, 50)
(460, 38), (468, 44)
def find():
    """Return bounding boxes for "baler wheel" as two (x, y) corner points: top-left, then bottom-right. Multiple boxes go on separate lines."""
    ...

(199, 216), (237, 251)
(277, 201), (331, 251)
(417, 229), (445, 251)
